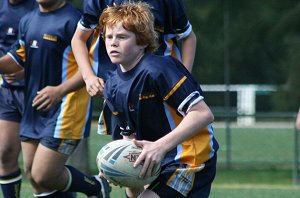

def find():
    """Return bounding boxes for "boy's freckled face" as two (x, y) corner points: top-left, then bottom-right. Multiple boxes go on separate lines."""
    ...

(105, 22), (144, 70)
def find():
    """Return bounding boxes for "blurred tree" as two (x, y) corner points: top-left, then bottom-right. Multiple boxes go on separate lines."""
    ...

(184, 0), (300, 111)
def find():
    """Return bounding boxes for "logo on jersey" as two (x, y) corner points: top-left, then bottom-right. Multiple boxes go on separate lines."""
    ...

(43, 34), (58, 42)
(139, 92), (157, 100)
(128, 103), (135, 112)
(6, 27), (16, 36)
(30, 40), (39, 48)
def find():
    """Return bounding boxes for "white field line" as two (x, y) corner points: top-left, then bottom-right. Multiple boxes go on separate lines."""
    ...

(213, 122), (295, 129)
(213, 184), (300, 190)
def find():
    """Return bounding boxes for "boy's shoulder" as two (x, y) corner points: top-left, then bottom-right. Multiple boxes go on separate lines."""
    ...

(142, 53), (184, 72)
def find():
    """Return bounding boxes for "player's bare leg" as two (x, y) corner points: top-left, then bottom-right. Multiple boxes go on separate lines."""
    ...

(0, 120), (21, 197)
(21, 140), (50, 193)
(0, 120), (21, 175)
(137, 189), (159, 198)
(22, 141), (69, 193)
(126, 187), (144, 198)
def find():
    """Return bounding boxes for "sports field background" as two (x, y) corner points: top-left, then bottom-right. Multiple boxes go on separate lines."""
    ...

(16, 121), (300, 198)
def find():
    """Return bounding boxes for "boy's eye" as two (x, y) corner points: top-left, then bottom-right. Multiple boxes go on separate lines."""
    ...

(118, 35), (127, 39)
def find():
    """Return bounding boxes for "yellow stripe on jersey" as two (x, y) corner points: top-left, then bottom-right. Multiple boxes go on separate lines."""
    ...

(167, 103), (212, 165)
(16, 43), (26, 62)
(58, 87), (90, 139)
(166, 39), (179, 60)
(43, 34), (58, 42)
(181, 128), (212, 166)
(66, 51), (78, 79)
(55, 49), (90, 139)
(164, 76), (187, 101)
(89, 28), (101, 65)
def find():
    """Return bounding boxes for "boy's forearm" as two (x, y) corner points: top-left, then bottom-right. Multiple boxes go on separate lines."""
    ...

(0, 54), (23, 74)
(57, 71), (85, 97)
(181, 31), (197, 72)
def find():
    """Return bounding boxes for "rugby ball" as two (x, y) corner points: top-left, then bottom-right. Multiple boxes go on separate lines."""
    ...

(96, 139), (160, 188)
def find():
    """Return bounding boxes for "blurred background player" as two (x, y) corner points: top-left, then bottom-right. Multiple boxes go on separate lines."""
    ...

(0, 0), (36, 197)
(296, 107), (300, 131)
(0, 0), (110, 197)
(71, 0), (197, 97)
(99, 2), (218, 197)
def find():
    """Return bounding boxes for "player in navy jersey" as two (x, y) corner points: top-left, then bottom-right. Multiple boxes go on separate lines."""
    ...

(0, 0), (110, 197)
(99, 2), (218, 198)
(71, 0), (197, 141)
(72, 0), (196, 97)
(0, 0), (37, 197)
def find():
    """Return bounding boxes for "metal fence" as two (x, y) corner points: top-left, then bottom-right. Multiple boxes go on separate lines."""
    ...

(213, 112), (299, 185)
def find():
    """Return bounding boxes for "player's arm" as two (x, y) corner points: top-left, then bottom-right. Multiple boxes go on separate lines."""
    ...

(71, 26), (94, 80)
(181, 30), (197, 72)
(134, 100), (213, 177)
(0, 54), (23, 74)
(32, 71), (85, 111)
(71, 26), (104, 96)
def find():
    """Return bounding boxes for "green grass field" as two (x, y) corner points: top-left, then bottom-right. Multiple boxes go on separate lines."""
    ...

(13, 123), (300, 198)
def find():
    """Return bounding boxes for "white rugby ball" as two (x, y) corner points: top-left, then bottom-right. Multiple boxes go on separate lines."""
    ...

(96, 139), (160, 188)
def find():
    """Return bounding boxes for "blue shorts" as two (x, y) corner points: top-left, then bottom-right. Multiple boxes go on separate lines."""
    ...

(0, 87), (24, 122)
(149, 154), (217, 198)
(20, 136), (80, 156)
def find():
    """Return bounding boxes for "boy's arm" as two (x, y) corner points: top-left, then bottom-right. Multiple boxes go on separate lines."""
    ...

(71, 27), (104, 96)
(181, 30), (197, 72)
(71, 27), (94, 80)
(32, 71), (86, 111)
(0, 54), (23, 74)
(134, 100), (214, 177)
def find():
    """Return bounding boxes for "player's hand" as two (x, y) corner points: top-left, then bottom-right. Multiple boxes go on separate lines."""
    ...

(133, 139), (165, 178)
(4, 69), (24, 83)
(32, 86), (63, 111)
(84, 75), (104, 96)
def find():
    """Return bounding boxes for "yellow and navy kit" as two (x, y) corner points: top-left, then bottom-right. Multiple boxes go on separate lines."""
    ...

(104, 54), (219, 195)
(79, 0), (193, 80)
(0, 0), (36, 88)
(8, 3), (91, 140)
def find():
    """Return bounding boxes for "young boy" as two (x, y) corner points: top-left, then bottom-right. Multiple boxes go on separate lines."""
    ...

(72, 0), (197, 97)
(99, 2), (219, 198)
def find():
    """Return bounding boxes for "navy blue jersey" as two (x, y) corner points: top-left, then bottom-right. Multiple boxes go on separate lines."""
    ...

(104, 53), (219, 168)
(8, 3), (92, 140)
(79, 0), (192, 80)
(0, 0), (36, 88)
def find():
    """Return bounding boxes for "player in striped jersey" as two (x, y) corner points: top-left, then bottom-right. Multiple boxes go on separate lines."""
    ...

(100, 2), (218, 198)
(0, 0), (37, 197)
(71, 0), (196, 97)
(0, 0), (110, 197)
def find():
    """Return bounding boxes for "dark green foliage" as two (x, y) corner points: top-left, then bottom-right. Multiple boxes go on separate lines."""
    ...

(184, 0), (300, 111)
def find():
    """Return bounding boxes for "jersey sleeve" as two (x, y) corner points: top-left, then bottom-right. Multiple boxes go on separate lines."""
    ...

(7, 16), (28, 67)
(79, 0), (103, 30)
(154, 56), (203, 116)
(165, 0), (193, 40)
